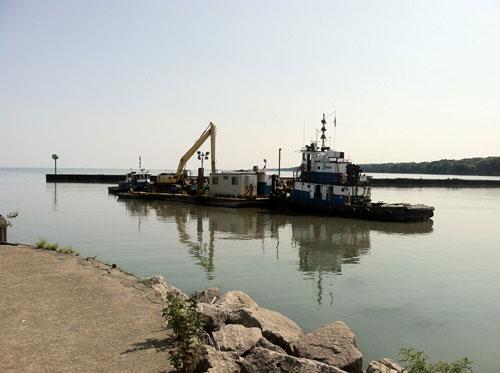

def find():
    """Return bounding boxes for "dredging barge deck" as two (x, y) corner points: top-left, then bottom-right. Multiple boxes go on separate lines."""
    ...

(117, 191), (271, 208)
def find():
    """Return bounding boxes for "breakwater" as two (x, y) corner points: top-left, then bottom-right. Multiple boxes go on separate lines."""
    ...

(45, 174), (500, 188)
(45, 174), (124, 183)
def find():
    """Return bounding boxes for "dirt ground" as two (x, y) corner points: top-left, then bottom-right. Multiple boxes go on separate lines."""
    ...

(0, 244), (172, 373)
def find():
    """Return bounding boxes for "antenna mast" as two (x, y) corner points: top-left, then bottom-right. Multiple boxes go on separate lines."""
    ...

(320, 113), (327, 150)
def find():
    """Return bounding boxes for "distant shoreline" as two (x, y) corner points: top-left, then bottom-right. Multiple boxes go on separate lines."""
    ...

(3, 159), (500, 179)
(361, 156), (500, 177)
(271, 156), (500, 177)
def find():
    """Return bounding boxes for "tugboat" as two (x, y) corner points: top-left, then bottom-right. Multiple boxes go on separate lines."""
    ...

(108, 170), (151, 194)
(276, 114), (434, 222)
(108, 157), (151, 194)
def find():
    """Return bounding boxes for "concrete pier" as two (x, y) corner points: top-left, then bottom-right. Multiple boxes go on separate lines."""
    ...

(45, 174), (500, 188)
(0, 244), (170, 372)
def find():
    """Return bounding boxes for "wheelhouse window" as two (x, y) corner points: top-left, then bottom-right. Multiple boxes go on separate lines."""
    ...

(231, 177), (238, 185)
(212, 177), (219, 185)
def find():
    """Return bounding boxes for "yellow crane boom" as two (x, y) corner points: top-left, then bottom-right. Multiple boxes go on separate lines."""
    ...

(175, 122), (217, 179)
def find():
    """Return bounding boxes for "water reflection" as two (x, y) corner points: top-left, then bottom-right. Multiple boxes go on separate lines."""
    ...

(120, 199), (433, 289)
(48, 182), (58, 211)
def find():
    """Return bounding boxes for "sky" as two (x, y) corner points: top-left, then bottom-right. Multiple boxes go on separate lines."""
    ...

(1, 0), (499, 170)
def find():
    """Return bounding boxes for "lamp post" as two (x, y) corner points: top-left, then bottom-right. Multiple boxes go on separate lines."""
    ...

(197, 150), (210, 169)
(52, 154), (59, 175)
(278, 148), (282, 177)
(196, 150), (210, 193)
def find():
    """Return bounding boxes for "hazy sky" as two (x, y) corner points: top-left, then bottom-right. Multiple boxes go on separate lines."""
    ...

(1, 0), (499, 170)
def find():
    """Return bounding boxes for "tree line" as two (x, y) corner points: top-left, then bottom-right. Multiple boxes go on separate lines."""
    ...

(361, 157), (500, 176)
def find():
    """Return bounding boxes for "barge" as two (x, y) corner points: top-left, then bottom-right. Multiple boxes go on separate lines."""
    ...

(110, 117), (434, 222)
(117, 191), (270, 208)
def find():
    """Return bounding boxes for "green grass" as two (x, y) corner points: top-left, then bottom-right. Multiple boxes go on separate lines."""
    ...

(34, 238), (79, 256)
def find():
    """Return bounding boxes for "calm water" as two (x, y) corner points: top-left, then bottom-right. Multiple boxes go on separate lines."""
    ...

(1, 168), (499, 371)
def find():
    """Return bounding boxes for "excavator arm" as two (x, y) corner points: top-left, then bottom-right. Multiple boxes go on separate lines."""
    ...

(175, 122), (217, 179)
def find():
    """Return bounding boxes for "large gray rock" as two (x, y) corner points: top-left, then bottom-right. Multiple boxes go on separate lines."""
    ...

(191, 287), (221, 304)
(216, 290), (259, 310)
(213, 324), (262, 355)
(147, 275), (167, 286)
(198, 303), (229, 332)
(203, 345), (241, 373)
(295, 321), (363, 373)
(366, 358), (404, 373)
(228, 307), (304, 354)
(242, 347), (347, 373)
(147, 275), (169, 302)
(256, 337), (286, 354)
(166, 285), (188, 300)
(147, 275), (188, 302)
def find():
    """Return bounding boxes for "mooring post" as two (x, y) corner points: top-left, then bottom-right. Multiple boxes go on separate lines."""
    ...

(52, 154), (59, 176)
(278, 148), (282, 177)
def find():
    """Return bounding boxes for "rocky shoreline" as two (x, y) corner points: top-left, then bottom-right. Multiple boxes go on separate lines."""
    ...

(1, 243), (403, 372)
(147, 275), (404, 373)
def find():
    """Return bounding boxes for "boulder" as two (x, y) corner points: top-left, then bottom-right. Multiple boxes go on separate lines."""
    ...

(213, 324), (262, 355)
(203, 345), (241, 373)
(166, 285), (188, 300)
(295, 321), (363, 373)
(147, 275), (169, 302)
(366, 358), (404, 373)
(191, 287), (221, 304)
(146, 275), (188, 302)
(148, 275), (167, 286)
(256, 337), (286, 354)
(228, 307), (304, 354)
(216, 290), (259, 310)
(242, 347), (347, 373)
(198, 303), (228, 332)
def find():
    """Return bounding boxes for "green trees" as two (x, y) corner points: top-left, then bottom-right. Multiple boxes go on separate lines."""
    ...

(362, 157), (500, 176)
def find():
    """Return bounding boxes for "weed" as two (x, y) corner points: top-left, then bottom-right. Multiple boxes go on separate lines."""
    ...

(162, 293), (205, 372)
(35, 238), (48, 249)
(34, 238), (79, 256)
(60, 246), (79, 255)
(137, 277), (152, 285)
(400, 347), (472, 373)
